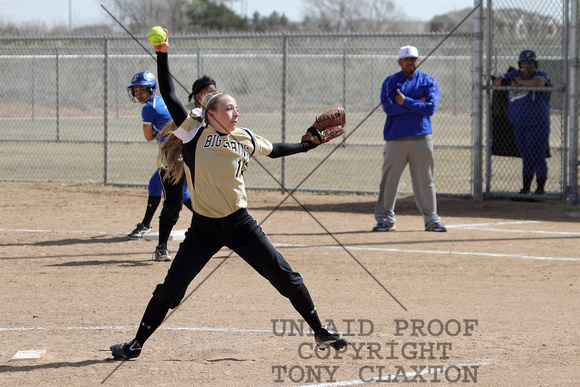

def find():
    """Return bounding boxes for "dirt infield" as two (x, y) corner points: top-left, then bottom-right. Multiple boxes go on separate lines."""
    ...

(0, 182), (579, 386)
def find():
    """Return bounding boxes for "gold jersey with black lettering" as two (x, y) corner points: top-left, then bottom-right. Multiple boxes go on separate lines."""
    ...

(175, 116), (273, 218)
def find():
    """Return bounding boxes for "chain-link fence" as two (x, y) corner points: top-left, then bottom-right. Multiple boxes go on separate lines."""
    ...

(485, 0), (578, 203)
(571, 0), (580, 204)
(0, 32), (474, 196)
(0, 6), (577, 202)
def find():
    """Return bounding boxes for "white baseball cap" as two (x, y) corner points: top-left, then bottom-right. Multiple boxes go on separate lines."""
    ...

(399, 45), (419, 59)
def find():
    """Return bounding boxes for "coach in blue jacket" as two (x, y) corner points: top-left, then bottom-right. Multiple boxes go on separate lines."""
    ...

(372, 45), (447, 233)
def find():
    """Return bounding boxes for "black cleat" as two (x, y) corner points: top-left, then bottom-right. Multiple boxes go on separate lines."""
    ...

(128, 223), (151, 239)
(315, 325), (350, 350)
(110, 339), (142, 360)
(153, 243), (171, 262)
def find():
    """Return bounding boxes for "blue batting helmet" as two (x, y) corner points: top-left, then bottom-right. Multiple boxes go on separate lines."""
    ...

(127, 71), (157, 102)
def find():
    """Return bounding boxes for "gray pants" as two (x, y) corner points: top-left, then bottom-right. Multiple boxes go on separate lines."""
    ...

(374, 134), (442, 228)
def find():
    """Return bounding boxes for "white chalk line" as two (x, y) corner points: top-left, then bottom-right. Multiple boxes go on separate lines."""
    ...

(448, 220), (539, 227)
(0, 228), (123, 235)
(0, 220), (544, 235)
(446, 220), (580, 235)
(1, 220), (577, 236)
(0, 325), (271, 333)
(2, 221), (578, 261)
(0, 325), (391, 338)
(447, 226), (580, 235)
(275, 243), (579, 261)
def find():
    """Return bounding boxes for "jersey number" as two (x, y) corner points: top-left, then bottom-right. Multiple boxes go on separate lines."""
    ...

(235, 159), (245, 179)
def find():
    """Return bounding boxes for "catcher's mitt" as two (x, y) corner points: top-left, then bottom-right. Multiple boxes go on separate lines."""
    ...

(301, 107), (346, 146)
(311, 107), (346, 131)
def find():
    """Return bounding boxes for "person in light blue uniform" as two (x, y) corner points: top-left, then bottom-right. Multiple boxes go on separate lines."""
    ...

(373, 45), (446, 233)
(493, 49), (551, 195)
(126, 71), (188, 261)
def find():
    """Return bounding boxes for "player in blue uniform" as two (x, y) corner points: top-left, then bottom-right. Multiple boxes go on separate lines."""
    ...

(127, 71), (188, 261)
(127, 75), (216, 240)
(110, 31), (349, 360)
(493, 49), (551, 195)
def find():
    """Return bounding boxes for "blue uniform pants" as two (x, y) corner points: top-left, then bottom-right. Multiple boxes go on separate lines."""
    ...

(157, 169), (185, 245)
(513, 122), (549, 179)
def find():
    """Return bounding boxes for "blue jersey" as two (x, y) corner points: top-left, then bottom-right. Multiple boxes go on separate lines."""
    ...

(141, 95), (173, 143)
(502, 69), (550, 127)
(380, 70), (438, 141)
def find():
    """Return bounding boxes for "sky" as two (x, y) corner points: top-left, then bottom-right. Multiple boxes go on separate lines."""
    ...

(0, 0), (476, 28)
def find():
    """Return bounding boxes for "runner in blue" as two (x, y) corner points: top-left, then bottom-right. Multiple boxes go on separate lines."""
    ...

(127, 71), (186, 261)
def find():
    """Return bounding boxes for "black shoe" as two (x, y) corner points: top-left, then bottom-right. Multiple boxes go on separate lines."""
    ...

(315, 325), (350, 350)
(128, 223), (151, 239)
(110, 339), (141, 360)
(153, 243), (171, 262)
(425, 222), (447, 232)
(372, 223), (396, 232)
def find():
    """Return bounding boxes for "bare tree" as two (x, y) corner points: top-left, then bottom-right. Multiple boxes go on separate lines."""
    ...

(102, 0), (191, 34)
(303, 0), (405, 32)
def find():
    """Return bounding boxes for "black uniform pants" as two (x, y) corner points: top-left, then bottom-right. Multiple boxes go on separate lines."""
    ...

(153, 208), (304, 308)
(158, 169), (185, 244)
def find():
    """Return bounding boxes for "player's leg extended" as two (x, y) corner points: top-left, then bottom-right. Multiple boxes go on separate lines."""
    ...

(111, 217), (221, 359)
(229, 210), (349, 350)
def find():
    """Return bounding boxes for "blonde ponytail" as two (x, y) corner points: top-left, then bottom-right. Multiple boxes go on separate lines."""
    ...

(157, 121), (185, 183)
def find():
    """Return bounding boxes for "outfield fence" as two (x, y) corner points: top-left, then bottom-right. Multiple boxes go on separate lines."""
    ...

(0, 0), (578, 203)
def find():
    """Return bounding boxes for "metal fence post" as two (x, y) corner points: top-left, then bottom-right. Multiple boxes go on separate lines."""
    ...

(32, 55), (36, 121)
(484, 0), (493, 195)
(342, 41), (348, 146)
(281, 34), (288, 192)
(472, 0), (484, 200)
(56, 47), (60, 142)
(104, 38), (110, 185)
(560, 0), (570, 200)
(342, 42), (347, 111)
(570, 0), (579, 204)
